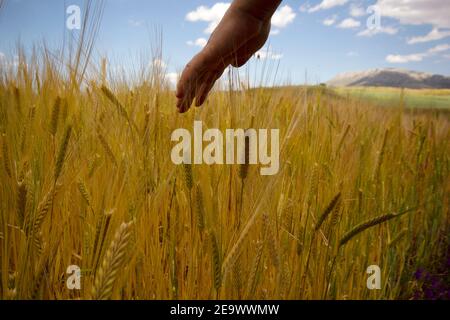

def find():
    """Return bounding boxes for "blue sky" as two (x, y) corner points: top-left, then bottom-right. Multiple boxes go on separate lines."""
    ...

(1, 0), (449, 84)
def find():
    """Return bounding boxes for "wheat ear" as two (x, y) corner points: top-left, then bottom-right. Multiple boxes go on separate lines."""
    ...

(183, 163), (193, 191)
(100, 85), (137, 132)
(209, 230), (222, 292)
(314, 192), (341, 231)
(92, 220), (134, 300)
(49, 96), (61, 136)
(16, 179), (27, 228)
(194, 184), (205, 234)
(222, 211), (261, 278)
(97, 130), (117, 166)
(54, 125), (72, 181)
(245, 238), (264, 298)
(339, 208), (415, 247)
(77, 179), (91, 206)
(2, 133), (12, 178)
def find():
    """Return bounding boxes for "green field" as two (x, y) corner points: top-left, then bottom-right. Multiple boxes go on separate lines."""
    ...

(333, 87), (450, 110)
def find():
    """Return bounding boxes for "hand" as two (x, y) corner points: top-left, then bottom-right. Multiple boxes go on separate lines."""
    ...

(176, 7), (271, 113)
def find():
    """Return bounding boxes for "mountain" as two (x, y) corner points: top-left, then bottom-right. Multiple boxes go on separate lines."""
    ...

(327, 68), (450, 89)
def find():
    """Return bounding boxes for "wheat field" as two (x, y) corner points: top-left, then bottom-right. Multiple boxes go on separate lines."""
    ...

(0, 47), (449, 300)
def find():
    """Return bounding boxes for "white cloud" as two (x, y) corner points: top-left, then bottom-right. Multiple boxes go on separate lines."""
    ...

(337, 18), (360, 29)
(128, 19), (144, 27)
(271, 5), (296, 28)
(323, 15), (337, 26)
(386, 53), (424, 63)
(187, 38), (208, 48)
(347, 51), (359, 57)
(0, 53), (19, 67)
(255, 47), (283, 60)
(407, 28), (450, 44)
(270, 29), (280, 35)
(165, 72), (179, 88)
(349, 4), (366, 17)
(309, 0), (348, 13)
(386, 43), (450, 63)
(299, 3), (311, 12)
(186, 2), (231, 34)
(357, 26), (398, 37)
(186, 3), (295, 34)
(375, 0), (450, 29)
(427, 44), (450, 54)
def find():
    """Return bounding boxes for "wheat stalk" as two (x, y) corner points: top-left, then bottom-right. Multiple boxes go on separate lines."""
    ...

(339, 208), (415, 248)
(25, 184), (61, 252)
(182, 163), (193, 191)
(13, 85), (21, 114)
(245, 238), (264, 298)
(335, 124), (350, 156)
(54, 125), (72, 181)
(388, 228), (408, 248)
(92, 220), (134, 300)
(314, 192), (341, 231)
(232, 258), (243, 298)
(26, 184), (60, 234)
(263, 213), (279, 268)
(49, 96), (61, 136)
(61, 98), (69, 124)
(330, 195), (343, 226)
(209, 230), (222, 292)
(77, 179), (91, 206)
(97, 130), (117, 166)
(222, 211), (262, 278)
(88, 154), (101, 178)
(194, 184), (205, 234)
(373, 129), (389, 180)
(16, 179), (27, 228)
(307, 163), (319, 205)
(2, 133), (11, 178)
(100, 85), (137, 132)
(91, 210), (113, 271)
(238, 135), (250, 180)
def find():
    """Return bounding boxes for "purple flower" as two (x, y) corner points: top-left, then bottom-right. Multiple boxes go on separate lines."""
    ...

(414, 268), (424, 280)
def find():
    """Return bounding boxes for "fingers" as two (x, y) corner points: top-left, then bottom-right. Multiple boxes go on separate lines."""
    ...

(177, 51), (225, 112)
(195, 71), (221, 107)
(176, 89), (194, 113)
(176, 56), (205, 113)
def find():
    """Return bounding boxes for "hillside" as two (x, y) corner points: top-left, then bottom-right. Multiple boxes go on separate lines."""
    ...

(328, 68), (450, 89)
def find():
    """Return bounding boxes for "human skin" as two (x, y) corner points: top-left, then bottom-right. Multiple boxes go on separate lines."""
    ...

(176, 0), (282, 113)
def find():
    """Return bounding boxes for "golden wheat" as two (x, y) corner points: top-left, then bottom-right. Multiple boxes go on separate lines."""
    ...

(92, 220), (134, 300)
